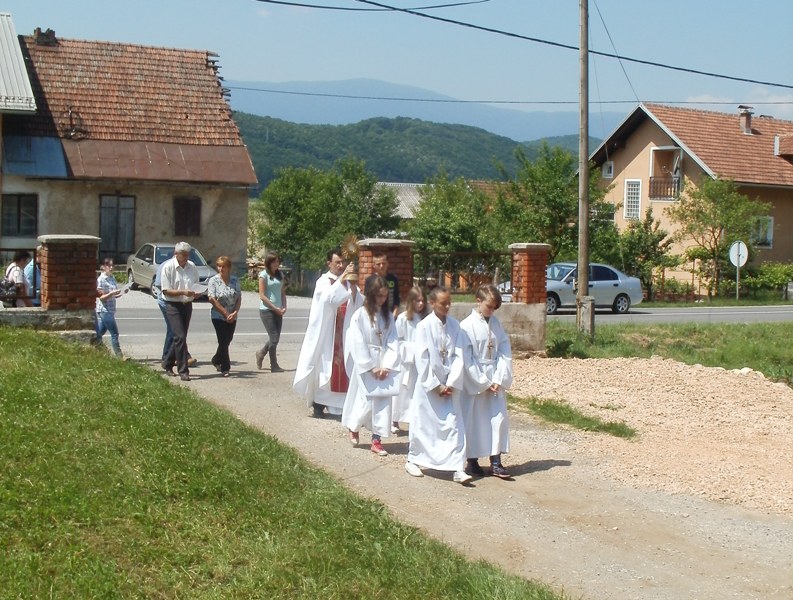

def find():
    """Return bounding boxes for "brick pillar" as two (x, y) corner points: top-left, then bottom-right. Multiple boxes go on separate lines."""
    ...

(357, 238), (415, 308)
(39, 235), (100, 311)
(509, 243), (551, 304)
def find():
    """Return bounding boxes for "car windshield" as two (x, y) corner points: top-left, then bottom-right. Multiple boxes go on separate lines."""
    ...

(154, 246), (208, 267)
(547, 263), (576, 281)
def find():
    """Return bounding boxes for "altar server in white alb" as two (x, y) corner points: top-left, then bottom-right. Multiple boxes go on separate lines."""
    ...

(391, 285), (428, 433)
(341, 276), (400, 456)
(460, 284), (513, 479)
(293, 248), (362, 417)
(404, 286), (471, 484)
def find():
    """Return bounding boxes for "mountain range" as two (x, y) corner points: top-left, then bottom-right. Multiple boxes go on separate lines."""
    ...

(226, 78), (625, 142)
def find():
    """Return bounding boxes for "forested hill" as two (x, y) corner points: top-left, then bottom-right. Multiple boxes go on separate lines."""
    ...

(234, 112), (598, 197)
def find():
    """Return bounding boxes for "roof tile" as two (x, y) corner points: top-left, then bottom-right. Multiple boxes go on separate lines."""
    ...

(15, 36), (244, 146)
(643, 103), (793, 187)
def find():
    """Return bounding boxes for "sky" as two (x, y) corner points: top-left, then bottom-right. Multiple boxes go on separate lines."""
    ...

(2, 0), (792, 128)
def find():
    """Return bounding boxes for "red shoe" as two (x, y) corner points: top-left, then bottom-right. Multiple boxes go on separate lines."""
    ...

(371, 439), (388, 456)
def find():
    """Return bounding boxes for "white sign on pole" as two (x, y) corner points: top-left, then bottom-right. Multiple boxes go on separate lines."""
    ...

(729, 241), (748, 267)
(729, 241), (748, 300)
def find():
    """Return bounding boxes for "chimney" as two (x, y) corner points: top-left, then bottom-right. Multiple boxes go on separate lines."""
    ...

(34, 27), (58, 46)
(738, 105), (754, 135)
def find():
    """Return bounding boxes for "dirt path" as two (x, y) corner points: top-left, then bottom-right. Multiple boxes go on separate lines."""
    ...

(124, 298), (793, 600)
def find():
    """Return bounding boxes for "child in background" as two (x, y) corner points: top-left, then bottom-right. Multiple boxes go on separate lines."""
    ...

(405, 286), (471, 484)
(460, 284), (513, 478)
(391, 285), (428, 433)
(95, 258), (123, 358)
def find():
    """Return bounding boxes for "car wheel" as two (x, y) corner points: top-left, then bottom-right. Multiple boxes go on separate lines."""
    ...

(149, 276), (157, 297)
(546, 293), (560, 315)
(612, 294), (631, 314)
(127, 270), (139, 290)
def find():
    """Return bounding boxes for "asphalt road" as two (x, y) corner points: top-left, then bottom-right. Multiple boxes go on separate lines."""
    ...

(117, 289), (793, 350)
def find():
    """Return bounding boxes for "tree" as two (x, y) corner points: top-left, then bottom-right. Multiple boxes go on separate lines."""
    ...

(665, 178), (770, 298)
(618, 208), (676, 300)
(407, 173), (503, 285)
(252, 158), (399, 278)
(493, 144), (612, 262)
(408, 172), (495, 253)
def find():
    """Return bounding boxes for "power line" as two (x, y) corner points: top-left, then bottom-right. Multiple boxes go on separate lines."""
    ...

(254, 0), (490, 11)
(341, 0), (793, 91)
(227, 85), (793, 109)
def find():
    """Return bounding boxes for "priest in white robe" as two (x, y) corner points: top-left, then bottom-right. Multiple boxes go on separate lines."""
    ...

(405, 287), (471, 484)
(293, 249), (362, 417)
(460, 284), (513, 479)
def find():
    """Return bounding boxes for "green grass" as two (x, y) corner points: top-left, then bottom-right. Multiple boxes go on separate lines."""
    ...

(545, 320), (793, 386)
(509, 395), (636, 439)
(0, 326), (564, 599)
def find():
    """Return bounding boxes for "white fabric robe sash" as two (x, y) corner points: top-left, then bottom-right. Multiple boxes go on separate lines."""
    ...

(407, 313), (467, 472)
(392, 312), (421, 423)
(460, 309), (513, 458)
(341, 308), (400, 437)
(293, 271), (362, 410)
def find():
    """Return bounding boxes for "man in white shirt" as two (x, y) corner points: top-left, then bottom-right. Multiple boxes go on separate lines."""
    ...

(4, 250), (33, 308)
(160, 242), (200, 381)
(293, 247), (362, 417)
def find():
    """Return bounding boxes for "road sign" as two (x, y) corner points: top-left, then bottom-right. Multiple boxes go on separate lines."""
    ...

(729, 241), (748, 300)
(729, 241), (748, 267)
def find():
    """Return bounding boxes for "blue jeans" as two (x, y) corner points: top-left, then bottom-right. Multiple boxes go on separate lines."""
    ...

(96, 310), (122, 356)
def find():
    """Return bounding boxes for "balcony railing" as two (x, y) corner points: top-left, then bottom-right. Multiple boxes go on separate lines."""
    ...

(649, 176), (681, 200)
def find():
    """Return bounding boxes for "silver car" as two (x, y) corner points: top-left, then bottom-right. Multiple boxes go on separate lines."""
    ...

(126, 243), (217, 294)
(546, 262), (643, 315)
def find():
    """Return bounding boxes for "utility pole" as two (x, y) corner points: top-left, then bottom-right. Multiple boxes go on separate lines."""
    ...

(576, 0), (594, 337)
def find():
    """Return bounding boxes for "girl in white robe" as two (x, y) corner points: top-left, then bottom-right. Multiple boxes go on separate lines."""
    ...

(405, 286), (471, 484)
(391, 285), (428, 431)
(460, 284), (513, 479)
(341, 276), (400, 456)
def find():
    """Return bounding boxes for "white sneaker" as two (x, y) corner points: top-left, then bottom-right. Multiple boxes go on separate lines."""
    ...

(453, 470), (473, 484)
(405, 462), (423, 477)
(390, 423), (400, 434)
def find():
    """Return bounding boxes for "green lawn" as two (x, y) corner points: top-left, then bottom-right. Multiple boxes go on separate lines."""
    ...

(0, 326), (562, 599)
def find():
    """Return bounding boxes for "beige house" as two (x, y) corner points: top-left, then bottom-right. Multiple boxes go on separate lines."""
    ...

(0, 17), (256, 267)
(590, 103), (793, 275)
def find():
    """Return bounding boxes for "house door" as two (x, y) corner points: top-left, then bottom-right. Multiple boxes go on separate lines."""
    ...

(99, 194), (135, 262)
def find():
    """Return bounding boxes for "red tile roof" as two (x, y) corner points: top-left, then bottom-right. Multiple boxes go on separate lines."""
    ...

(16, 35), (243, 146)
(5, 33), (257, 185)
(642, 104), (793, 187)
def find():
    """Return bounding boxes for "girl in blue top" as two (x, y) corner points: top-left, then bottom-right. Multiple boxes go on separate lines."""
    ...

(256, 251), (287, 372)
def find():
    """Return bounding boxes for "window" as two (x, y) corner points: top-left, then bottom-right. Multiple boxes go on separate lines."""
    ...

(623, 180), (641, 220)
(601, 161), (614, 179)
(174, 196), (201, 236)
(752, 216), (773, 248)
(1, 194), (38, 236)
(590, 265), (618, 281)
(99, 194), (135, 261)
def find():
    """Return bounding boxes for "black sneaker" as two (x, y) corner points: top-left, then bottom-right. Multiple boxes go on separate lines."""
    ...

(489, 463), (511, 479)
(312, 402), (325, 418)
(466, 459), (485, 476)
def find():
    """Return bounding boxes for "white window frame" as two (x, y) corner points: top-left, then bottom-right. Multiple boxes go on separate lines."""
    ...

(623, 179), (641, 220)
(601, 161), (614, 179)
(752, 216), (774, 249)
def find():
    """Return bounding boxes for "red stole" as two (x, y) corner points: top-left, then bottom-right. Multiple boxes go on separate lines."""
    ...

(329, 283), (350, 393)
